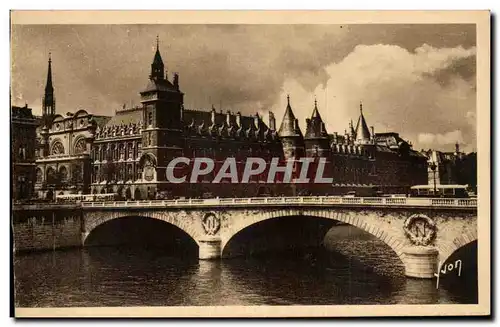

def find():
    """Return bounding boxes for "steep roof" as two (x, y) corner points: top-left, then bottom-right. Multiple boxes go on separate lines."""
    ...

(354, 102), (371, 142)
(278, 96), (303, 138)
(104, 107), (142, 127)
(305, 100), (328, 139)
(142, 78), (177, 93)
(45, 54), (53, 93)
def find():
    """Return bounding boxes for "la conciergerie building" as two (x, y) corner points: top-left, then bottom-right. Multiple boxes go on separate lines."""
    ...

(21, 39), (428, 201)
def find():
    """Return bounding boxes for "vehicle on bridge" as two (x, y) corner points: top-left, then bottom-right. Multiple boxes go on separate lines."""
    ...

(342, 186), (383, 197)
(409, 184), (470, 198)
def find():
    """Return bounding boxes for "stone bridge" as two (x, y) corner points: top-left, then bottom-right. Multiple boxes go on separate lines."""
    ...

(13, 196), (477, 279)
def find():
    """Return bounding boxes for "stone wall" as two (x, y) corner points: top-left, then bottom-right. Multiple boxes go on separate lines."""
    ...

(12, 209), (82, 252)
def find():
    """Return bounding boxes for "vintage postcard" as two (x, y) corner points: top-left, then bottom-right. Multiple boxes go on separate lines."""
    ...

(10, 10), (490, 317)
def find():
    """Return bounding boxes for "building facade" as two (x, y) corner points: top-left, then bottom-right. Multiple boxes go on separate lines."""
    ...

(423, 145), (477, 193)
(25, 39), (428, 201)
(11, 104), (38, 200)
(34, 55), (111, 199)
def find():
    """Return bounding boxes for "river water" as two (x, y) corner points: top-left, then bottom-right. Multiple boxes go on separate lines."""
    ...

(13, 226), (477, 307)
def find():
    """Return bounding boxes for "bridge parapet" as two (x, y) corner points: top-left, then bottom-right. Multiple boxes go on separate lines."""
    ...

(12, 195), (477, 280)
(78, 196), (477, 210)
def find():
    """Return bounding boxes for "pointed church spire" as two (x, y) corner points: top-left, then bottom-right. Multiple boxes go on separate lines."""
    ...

(42, 52), (55, 124)
(150, 36), (165, 81)
(45, 52), (53, 92)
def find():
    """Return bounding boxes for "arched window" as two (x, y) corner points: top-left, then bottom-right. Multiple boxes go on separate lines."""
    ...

(134, 188), (142, 200)
(35, 168), (43, 183)
(46, 167), (56, 185)
(119, 143), (125, 160)
(59, 166), (68, 183)
(127, 165), (133, 181)
(51, 141), (65, 155)
(128, 143), (134, 159)
(18, 147), (26, 160)
(110, 144), (115, 161)
(93, 165), (99, 183)
(74, 138), (86, 155)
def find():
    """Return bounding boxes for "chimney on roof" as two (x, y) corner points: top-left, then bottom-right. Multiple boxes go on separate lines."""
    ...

(173, 73), (179, 90)
(268, 111), (276, 130)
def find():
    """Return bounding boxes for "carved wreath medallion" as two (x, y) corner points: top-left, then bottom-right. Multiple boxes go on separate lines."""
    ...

(403, 214), (436, 246)
(202, 212), (220, 236)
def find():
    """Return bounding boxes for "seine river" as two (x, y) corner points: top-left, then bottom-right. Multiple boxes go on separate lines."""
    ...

(14, 226), (477, 307)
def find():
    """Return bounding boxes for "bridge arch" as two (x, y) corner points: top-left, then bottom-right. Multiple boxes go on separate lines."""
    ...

(438, 229), (478, 265)
(83, 211), (203, 247)
(222, 208), (407, 262)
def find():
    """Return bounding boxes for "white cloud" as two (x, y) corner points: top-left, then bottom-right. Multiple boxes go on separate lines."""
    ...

(418, 130), (464, 146)
(272, 43), (477, 152)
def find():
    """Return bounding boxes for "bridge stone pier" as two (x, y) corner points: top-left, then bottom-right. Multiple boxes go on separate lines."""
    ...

(13, 196), (477, 279)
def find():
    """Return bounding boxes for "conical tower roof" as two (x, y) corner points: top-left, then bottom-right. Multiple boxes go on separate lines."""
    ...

(355, 102), (371, 143)
(305, 99), (328, 139)
(278, 95), (303, 138)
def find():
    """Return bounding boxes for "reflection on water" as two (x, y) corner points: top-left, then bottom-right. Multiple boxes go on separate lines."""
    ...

(14, 226), (477, 307)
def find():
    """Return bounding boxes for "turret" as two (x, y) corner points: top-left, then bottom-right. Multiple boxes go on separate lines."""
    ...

(354, 102), (372, 145)
(304, 99), (330, 157)
(268, 111), (276, 131)
(278, 95), (305, 160)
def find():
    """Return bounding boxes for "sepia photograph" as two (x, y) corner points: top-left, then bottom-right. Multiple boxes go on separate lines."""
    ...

(9, 10), (490, 317)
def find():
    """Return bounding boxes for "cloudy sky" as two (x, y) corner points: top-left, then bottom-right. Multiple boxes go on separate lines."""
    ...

(11, 24), (476, 152)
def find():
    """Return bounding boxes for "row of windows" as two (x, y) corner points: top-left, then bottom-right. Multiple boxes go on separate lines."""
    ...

(35, 165), (84, 184)
(92, 164), (142, 183)
(92, 142), (141, 162)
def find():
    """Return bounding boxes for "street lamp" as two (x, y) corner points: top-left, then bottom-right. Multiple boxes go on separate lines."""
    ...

(429, 162), (437, 197)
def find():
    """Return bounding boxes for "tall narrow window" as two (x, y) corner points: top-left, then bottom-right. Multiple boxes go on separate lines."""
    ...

(148, 112), (153, 126)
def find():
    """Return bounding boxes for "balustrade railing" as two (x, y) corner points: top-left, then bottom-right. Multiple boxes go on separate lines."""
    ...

(78, 196), (477, 209)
